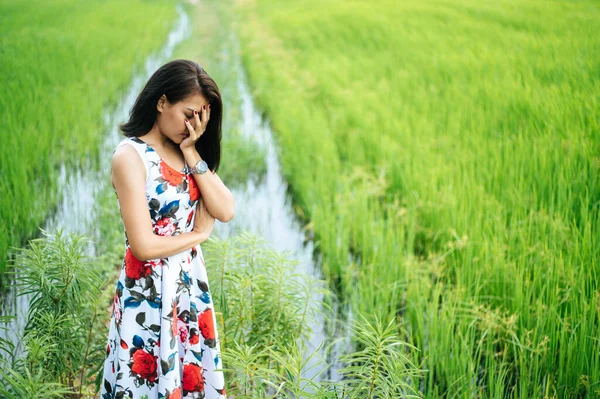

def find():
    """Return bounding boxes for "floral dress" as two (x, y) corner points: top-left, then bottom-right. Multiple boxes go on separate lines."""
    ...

(101, 136), (227, 399)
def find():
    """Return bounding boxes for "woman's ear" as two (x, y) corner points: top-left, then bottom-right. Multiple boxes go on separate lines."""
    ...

(156, 94), (167, 113)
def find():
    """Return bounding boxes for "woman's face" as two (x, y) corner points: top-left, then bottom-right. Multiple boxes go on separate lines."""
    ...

(156, 93), (209, 144)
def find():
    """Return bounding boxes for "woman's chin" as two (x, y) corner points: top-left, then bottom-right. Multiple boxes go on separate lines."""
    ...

(166, 135), (181, 145)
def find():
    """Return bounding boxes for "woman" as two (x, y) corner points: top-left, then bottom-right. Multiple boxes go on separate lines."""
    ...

(100, 59), (233, 399)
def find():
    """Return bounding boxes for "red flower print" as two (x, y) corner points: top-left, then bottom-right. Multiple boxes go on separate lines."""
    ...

(189, 328), (199, 345)
(186, 211), (194, 227)
(178, 319), (189, 344)
(198, 308), (216, 347)
(188, 176), (200, 201)
(182, 363), (204, 392)
(153, 217), (176, 236)
(125, 247), (151, 280)
(160, 160), (184, 186)
(169, 387), (182, 399)
(145, 258), (162, 268)
(131, 348), (158, 382)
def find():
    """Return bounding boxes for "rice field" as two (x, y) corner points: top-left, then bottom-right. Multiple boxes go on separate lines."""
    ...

(0, 0), (180, 278)
(2, 0), (598, 396)
(218, 0), (600, 396)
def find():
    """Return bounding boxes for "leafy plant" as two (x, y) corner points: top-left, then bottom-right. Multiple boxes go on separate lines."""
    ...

(204, 231), (424, 398)
(337, 314), (423, 399)
(0, 228), (113, 398)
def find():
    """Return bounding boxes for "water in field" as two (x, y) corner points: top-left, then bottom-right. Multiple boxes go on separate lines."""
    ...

(212, 33), (350, 382)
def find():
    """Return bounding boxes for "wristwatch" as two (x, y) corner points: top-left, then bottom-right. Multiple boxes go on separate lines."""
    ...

(191, 159), (208, 175)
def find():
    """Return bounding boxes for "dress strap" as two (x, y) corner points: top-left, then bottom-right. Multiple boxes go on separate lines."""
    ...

(114, 137), (150, 182)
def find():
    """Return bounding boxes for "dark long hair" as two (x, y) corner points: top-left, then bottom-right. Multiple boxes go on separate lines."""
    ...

(119, 59), (223, 172)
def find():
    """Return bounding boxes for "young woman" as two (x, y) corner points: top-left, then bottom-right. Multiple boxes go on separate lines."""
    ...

(100, 59), (233, 399)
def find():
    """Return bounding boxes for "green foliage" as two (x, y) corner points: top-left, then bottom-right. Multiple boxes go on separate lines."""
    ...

(0, 135), (126, 397)
(0, 367), (72, 399)
(338, 315), (422, 399)
(204, 231), (326, 358)
(204, 231), (424, 398)
(0, 229), (115, 398)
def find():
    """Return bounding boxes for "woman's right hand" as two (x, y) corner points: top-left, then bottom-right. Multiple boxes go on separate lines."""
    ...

(193, 198), (216, 240)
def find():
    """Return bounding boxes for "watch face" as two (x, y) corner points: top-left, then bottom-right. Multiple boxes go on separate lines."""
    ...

(194, 160), (208, 174)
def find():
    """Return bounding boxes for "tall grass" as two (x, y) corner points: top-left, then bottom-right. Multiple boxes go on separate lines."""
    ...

(0, 0), (179, 278)
(212, 0), (600, 396)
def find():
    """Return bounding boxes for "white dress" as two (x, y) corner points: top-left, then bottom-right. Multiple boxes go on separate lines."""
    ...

(100, 136), (227, 399)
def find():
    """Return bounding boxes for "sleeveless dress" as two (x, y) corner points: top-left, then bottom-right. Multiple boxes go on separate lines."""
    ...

(100, 136), (227, 399)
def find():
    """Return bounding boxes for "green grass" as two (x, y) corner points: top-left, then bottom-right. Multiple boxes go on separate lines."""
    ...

(0, 0), (180, 278)
(212, 0), (600, 396)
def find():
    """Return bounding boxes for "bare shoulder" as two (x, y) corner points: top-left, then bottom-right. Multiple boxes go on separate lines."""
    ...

(111, 143), (146, 189)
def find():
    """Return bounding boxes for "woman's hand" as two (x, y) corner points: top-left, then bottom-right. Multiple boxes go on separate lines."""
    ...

(180, 104), (211, 151)
(193, 197), (216, 240)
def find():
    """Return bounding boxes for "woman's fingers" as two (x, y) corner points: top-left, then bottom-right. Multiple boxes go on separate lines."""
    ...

(184, 119), (197, 141)
(194, 109), (201, 129)
(191, 105), (210, 138)
(202, 105), (209, 129)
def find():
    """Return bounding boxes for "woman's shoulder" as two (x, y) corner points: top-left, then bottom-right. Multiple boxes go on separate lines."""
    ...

(113, 137), (150, 160)
(112, 136), (150, 181)
(114, 136), (146, 151)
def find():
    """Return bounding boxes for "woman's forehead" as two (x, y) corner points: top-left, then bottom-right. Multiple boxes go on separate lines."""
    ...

(181, 93), (208, 108)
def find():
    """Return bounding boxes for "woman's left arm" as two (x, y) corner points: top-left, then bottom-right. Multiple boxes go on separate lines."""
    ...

(182, 148), (235, 223)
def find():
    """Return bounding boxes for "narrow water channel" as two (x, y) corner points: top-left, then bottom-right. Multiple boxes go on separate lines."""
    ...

(212, 34), (351, 382)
